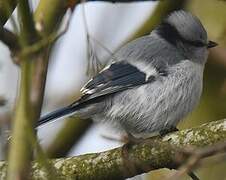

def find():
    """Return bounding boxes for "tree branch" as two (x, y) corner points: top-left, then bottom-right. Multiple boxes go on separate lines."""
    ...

(0, 0), (17, 25)
(18, 0), (38, 46)
(7, 0), (40, 179)
(2, 119), (226, 179)
(0, 27), (19, 51)
(7, 0), (71, 179)
(168, 140), (226, 180)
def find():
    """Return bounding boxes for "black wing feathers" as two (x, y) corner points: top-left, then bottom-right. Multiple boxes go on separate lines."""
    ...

(79, 61), (155, 103)
(84, 62), (141, 90)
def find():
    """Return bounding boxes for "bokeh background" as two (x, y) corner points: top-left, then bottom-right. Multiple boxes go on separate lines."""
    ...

(1, 0), (226, 179)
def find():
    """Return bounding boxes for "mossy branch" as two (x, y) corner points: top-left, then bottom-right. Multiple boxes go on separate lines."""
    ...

(2, 119), (226, 179)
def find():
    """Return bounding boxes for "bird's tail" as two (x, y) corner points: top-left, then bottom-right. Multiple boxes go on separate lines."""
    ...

(37, 105), (78, 127)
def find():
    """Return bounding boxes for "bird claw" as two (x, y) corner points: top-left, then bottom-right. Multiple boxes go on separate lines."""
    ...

(159, 126), (179, 136)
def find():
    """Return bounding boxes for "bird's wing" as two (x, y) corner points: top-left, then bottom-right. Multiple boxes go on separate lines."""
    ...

(74, 61), (165, 106)
(37, 61), (160, 127)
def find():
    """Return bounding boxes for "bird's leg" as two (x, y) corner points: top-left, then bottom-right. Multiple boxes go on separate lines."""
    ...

(124, 132), (144, 144)
(121, 132), (143, 177)
(100, 134), (124, 143)
(100, 132), (144, 144)
(121, 133), (143, 162)
(159, 126), (179, 136)
(188, 172), (200, 180)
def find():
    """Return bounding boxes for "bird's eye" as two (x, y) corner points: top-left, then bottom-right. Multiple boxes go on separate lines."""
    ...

(191, 41), (205, 47)
(184, 40), (205, 47)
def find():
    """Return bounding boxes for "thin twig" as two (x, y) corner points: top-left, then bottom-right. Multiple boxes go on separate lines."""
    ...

(19, 19), (70, 58)
(82, 1), (118, 76)
(167, 141), (226, 180)
(82, 1), (103, 76)
(0, 96), (7, 107)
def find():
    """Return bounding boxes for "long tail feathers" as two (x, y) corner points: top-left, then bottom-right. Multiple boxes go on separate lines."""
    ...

(37, 105), (77, 127)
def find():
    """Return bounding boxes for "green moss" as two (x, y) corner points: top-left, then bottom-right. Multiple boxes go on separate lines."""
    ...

(2, 119), (226, 179)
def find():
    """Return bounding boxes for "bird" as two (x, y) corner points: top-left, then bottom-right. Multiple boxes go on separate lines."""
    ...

(38, 10), (217, 139)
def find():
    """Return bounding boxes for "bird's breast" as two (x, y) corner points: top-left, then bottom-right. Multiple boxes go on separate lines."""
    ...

(140, 60), (204, 133)
(106, 60), (204, 134)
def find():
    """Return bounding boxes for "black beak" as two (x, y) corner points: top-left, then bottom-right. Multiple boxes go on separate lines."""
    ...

(207, 41), (218, 49)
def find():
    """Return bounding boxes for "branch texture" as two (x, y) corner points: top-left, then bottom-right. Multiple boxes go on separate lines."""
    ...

(2, 119), (226, 179)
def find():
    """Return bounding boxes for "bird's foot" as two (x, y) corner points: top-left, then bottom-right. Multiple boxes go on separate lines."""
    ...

(188, 171), (200, 180)
(100, 132), (144, 144)
(159, 126), (179, 136)
(121, 133), (145, 177)
(100, 134), (124, 143)
(124, 133), (145, 144)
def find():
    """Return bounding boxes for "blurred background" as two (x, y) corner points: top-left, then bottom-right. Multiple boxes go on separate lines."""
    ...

(1, 0), (226, 179)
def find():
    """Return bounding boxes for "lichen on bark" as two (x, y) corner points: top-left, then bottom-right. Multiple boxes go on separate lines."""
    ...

(1, 119), (226, 180)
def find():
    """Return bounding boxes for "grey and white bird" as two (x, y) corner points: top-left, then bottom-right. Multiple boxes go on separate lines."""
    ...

(38, 10), (217, 138)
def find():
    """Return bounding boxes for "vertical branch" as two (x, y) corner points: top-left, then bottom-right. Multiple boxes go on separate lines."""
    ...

(31, 0), (75, 123)
(34, 0), (81, 158)
(7, 0), (74, 179)
(7, 60), (33, 180)
(29, 50), (50, 121)
(7, 1), (38, 180)
(17, 0), (38, 45)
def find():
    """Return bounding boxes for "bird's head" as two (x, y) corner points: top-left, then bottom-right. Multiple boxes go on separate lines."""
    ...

(156, 10), (217, 63)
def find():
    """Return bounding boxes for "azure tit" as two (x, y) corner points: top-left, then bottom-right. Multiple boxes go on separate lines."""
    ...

(38, 10), (217, 137)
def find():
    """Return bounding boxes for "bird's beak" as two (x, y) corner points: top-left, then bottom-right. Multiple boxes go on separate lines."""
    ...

(207, 40), (218, 49)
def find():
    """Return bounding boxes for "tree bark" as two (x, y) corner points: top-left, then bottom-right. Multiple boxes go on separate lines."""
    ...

(2, 119), (226, 179)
